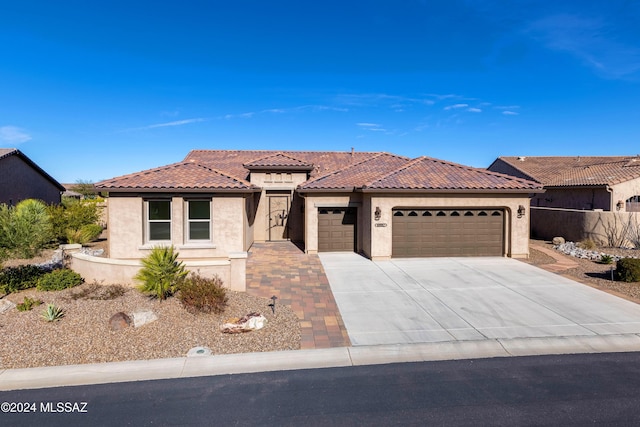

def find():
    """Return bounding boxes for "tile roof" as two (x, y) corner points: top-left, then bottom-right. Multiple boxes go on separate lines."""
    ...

(299, 153), (410, 190)
(184, 150), (379, 181)
(492, 156), (640, 187)
(95, 161), (259, 192)
(243, 153), (314, 170)
(364, 157), (542, 191)
(0, 148), (18, 159)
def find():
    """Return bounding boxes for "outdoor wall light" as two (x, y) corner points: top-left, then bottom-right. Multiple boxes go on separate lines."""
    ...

(374, 206), (381, 221)
(517, 205), (526, 218)
(616, 200), (624, 211)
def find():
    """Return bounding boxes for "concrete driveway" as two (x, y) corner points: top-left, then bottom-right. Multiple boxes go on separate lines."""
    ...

(319, 253), (640, 346)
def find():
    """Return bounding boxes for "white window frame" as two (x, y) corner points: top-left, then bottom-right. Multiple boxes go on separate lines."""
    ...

(145, 199), (172, 244)
(185, 199), (212, 243)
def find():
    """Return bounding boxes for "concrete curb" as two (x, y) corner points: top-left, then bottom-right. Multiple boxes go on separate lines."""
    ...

(3, 334), (640, 391)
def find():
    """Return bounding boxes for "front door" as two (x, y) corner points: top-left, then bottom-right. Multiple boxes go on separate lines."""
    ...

(268, 195), (290, 240)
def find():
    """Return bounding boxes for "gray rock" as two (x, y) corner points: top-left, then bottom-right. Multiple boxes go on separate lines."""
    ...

(0, 299), (16, 314)
(552, 237), (565, 245)
(131, 310), (158, 328)
(109, 312), (132, 331)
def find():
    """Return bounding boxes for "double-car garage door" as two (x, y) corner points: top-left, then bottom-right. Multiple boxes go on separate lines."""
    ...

(392, 208), (504, 257)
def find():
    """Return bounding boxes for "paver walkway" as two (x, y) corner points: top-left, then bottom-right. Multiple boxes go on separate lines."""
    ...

(246, 242), (350, 349)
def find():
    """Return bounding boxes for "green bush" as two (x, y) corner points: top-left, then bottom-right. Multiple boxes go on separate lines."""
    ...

(599, 254), (614, 265)
(16, 296), (43, 311)
(135, 246), (187, 300)
(36, 269), (84, 291)
(65, 223), (103, 244)
(48, 198), (101, 243)
(177, 273), (228, 314)
(615, 258), (640, 283)
(0, 199), (53, 258)
(0, 265), (48, 294)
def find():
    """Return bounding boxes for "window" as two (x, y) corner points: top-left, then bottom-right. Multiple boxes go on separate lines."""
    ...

(147, 200), (171, 241)
(187, 200), (211, 241)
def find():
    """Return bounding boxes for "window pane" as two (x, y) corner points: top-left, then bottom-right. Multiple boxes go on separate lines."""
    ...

(189, 222), (210, 240)
(149, 201), (170, 220)
(149, 222), (171, 240)
(189, 201), (210, 220)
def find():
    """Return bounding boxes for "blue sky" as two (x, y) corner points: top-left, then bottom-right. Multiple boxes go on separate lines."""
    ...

(1, 0), (640, 183)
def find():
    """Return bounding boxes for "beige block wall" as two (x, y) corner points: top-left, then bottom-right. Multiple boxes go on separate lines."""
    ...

(366, 193), (531, 259)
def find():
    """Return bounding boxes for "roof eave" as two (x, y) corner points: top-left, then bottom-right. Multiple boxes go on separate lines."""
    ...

(360, 187), (544, 194)
(96, 187), (261, 194)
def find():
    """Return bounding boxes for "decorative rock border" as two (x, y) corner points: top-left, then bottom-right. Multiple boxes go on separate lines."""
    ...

(554, 241), (639, 262)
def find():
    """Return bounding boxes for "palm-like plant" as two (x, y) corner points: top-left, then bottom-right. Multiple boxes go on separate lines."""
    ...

(134, 246), (187, 300)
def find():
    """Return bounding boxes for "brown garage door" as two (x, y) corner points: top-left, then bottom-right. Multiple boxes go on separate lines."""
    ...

(318, 208), (356, 252)
(392, 208), (504, 257)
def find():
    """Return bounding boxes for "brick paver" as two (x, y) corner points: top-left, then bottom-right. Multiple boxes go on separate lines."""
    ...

(246, 242), (351, 349)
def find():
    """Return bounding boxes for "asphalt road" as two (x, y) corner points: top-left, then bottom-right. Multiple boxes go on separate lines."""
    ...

(3, 352), (640, 426)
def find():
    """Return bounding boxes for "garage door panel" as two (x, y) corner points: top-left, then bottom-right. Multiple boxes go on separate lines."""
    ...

(393, 208), (504, 257)
(318, 208), (356, 252)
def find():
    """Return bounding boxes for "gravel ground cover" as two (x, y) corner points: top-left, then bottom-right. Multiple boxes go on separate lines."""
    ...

(0, 244), (300, 369)
(526, 240), (640, 301)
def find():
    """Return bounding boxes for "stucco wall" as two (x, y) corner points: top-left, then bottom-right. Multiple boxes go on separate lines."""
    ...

(531, 207), (640, 246)
(0, 155), (62, 205)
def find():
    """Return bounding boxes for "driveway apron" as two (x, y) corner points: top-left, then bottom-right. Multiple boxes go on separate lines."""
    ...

(319, 253), (640, 346)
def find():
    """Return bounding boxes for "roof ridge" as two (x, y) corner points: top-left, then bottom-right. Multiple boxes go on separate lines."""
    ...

(301, 152), (391, 186)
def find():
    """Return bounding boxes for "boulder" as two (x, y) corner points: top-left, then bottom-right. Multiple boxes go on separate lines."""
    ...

(109, 312), (132, 331)
(552, 237), (565, 245)
(131, 310), (158, 328)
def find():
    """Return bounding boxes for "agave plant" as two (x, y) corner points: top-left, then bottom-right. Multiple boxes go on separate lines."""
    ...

(134, 246), (187, 300)
(41, 304), (65, 322)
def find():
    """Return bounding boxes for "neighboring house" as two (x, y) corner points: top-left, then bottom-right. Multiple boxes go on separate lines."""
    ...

(0, 148), (64, 206)
(488, 156), (640, 212)
(90, 150), (542, 290)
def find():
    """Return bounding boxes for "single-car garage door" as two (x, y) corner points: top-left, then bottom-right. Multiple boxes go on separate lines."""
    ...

(318, 208), (356, 252)
(392, 208), (504, 257)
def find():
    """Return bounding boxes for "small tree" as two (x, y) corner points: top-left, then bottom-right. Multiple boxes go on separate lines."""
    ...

(48, 197), (102, 243)
(134, 246), (187, 300)
(72, 179), (98, 199)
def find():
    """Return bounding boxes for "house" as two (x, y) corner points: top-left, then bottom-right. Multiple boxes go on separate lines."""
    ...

(488, 156), (640, 212)
(0, 148), (65, 206)
(488, 156), (640, 244)
(88, 150), (542, 290)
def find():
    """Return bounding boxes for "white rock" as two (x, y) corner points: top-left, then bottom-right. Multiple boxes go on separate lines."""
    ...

(0, 299), (16, 314)
(131, 310), (158, 328)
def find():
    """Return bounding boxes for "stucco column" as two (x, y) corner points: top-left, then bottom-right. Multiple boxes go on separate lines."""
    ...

(228, 251), (248, 292)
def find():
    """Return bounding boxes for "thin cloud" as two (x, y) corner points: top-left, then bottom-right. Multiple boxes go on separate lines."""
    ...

(467, 108), (482, 113)
(502, 111), (519, 115)
(444, 103), (469, 110)
(128, 118), (207, 131)
(357, 122), (386, 132)
(527, 14), (640, 79)
(0, 126), (31, 144)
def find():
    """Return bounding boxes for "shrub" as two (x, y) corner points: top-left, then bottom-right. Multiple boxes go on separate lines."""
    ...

(65, 224), (103, 244)
(48, 198), (101, 243)
(16, 296), (43, 311)
(36, 269), (84, 291)
(0, 265), (48, 294)
(177, 273), (228, 314)
(0, 199), (53, 258)
(41, 304), (65, 322)
(599, 254), (614, 265)
(135, 246), (187, 300)
(579, 239), (597, 250)
(615, 258), (640, 283)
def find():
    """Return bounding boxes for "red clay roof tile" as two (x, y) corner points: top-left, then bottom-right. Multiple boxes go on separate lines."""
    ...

(493, 156), (640, 187)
